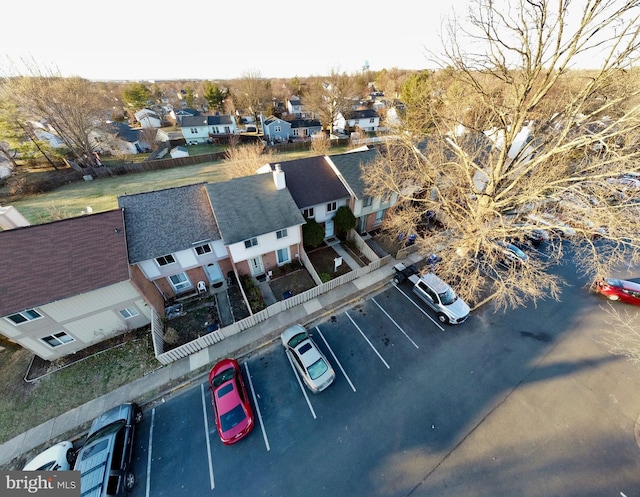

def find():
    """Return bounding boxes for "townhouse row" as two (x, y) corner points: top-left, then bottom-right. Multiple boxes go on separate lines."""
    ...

(0, 147), (397, 360)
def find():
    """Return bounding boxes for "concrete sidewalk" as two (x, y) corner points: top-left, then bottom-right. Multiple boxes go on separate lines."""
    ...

(1, 254), (419, 468)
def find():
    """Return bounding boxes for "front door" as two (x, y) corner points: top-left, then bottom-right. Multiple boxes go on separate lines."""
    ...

(249, 256), (264, 276)
(325, 219), (334, 238)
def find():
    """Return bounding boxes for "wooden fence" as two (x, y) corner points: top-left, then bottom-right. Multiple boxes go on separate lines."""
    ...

(151, 254), (391, 365)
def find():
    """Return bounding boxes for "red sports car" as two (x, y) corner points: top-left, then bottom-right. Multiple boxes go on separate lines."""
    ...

(594, 278), (640, 306)
(208, 358), (254, 445)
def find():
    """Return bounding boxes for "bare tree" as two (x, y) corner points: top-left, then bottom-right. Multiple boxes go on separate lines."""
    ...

(222, 141), (275, 179)
(232, 71), (273, 124)
(310, 132), (331, 155)
(365, 0), (640, 311)
(304, 69), (365, 134)
(5, 70), (109, 167)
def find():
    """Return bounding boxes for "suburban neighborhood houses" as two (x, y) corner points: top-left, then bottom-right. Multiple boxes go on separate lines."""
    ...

(0, 146), (397, 361)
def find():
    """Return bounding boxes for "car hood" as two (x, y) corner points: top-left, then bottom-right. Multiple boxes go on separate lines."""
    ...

(447, 297), (470, 318)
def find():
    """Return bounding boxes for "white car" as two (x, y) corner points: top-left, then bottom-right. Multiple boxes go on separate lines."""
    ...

(281, 324), (335, 393)
(23, 441), (76, 471)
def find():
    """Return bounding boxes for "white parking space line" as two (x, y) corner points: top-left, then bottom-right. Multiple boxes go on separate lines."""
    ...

(315, 326), (356, 392)
(243, 362), (271, 451)
(345, 311), (390, 369)
(200, 384), (215, 490)
(392, 285), (445, 331)
(145, 408), (155, 497)
(371, 297), (419, 349)
(283, 350), (318, 418)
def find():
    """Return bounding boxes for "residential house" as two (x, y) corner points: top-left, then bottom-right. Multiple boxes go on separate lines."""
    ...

(328, 147), (399, 234)
(118, 183), (230, 301)
(334, 109), (381, 134)
(287, 118), (322, 140)
(170, 108), (199, 125)
(260, 116), (292, 143)
(134, 108), (162, 129)
(0, 210), (159, 360)
(206, 171), (306, 278)
(89, 121), (151, 155)
(155, 128), (186, 148)
(179, 115), (238, 145)
(258, 156), (351, 239)
(287, 96), (303, 117)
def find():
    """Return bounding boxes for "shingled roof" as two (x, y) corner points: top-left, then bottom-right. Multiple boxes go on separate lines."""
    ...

(118, 183), (220, 264)
(327, 148), (380, 198)
(206, 173), (305, 245)
(267, 156), (350, 209)
(0, 209), (131, 317)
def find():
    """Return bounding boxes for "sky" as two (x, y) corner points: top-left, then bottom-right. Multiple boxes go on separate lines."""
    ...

(1, 1), (471, 81)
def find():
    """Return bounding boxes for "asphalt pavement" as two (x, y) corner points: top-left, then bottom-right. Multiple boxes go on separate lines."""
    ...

(0, 252), (418, 469)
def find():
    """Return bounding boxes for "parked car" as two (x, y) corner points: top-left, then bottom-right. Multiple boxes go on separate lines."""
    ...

(407, 272), (470, 325)
(23, 441), (76, 471)
(281, 324), (336, 393)
(208, 358), (254, 445)
(495, 240), (529, 265)
(593, 278), (640, 306)
(74, 402), (142, 497)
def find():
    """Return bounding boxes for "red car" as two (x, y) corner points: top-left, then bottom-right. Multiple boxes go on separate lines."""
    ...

(208, 358), (254, 445)
(594, 278), (640, 306)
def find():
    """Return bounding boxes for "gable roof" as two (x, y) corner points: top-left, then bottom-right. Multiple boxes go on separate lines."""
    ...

(206, 174), (305, 245)
(327, 148), (380, 198)
(118, 183), (220, 264)
(0, 209), (131, 317)
(286, 118), (321, 129)
(105, 122), (142, 143)
(345, 109), (379, 120)
(178, 115), (233, 127)
(266, 156), (350, 209)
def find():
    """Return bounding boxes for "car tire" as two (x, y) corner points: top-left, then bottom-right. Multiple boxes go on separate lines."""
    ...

(66, 448), (76, 466)
(125, 473), (135, 490)
(437, 313), (449, 325)
(134, 409), (143, 424)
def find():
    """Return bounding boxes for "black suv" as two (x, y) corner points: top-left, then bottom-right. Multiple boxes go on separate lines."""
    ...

(74, 403), (143, 497)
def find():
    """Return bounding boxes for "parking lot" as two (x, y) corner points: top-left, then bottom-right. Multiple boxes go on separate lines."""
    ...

(126, 247), (640, 497)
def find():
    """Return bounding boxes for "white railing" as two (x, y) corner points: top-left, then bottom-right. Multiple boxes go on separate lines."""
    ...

(153, 254), (391, 365)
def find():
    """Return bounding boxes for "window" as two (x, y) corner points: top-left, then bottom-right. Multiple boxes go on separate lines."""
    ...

(244, 238), (258, 249)
(277, 247), (290, 265)
(169, 273), (192, 291)
(190, 128), (197, 134)
(41, 332), (74, 348)
(293, 129), (300, 136)
(274, 125), (281, 132)
(276, 229), (288, 239)
(119, 307), (139, 319)
(224, 126), (230, 133)
(156, 254), (175, 266)
(6, 309), (42, 325)
(303, 208), (314, 218)
(195, 243), (212, 255)
(362, 196), (373, 208)
(369, 118), (375, 123)
(327, 202), (337, 212)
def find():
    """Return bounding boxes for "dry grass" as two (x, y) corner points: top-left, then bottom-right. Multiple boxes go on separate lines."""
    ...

(0, 329), (159, 448)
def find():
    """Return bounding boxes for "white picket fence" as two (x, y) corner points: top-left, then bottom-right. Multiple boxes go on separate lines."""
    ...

(151, 253), (391, 365)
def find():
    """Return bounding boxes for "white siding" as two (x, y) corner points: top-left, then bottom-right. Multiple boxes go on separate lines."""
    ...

(228, 225), (301, 263)
(64, 310), (127, 342)
(41, 281), (142, 321)
(139, 259), (161, 278)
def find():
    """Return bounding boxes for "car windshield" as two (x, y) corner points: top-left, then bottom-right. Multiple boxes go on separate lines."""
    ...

(439, 288), (457, 305)
(85, 420), (125, 446)
(287, 331), (308, 348)
(220, 404), (246, 432)
(212, 368), (235, 388)
(606, 278), (622, 287)
(307, 358), (328, 380)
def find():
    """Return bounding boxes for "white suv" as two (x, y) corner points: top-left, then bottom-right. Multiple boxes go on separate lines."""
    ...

(410, 272), (470, 325)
